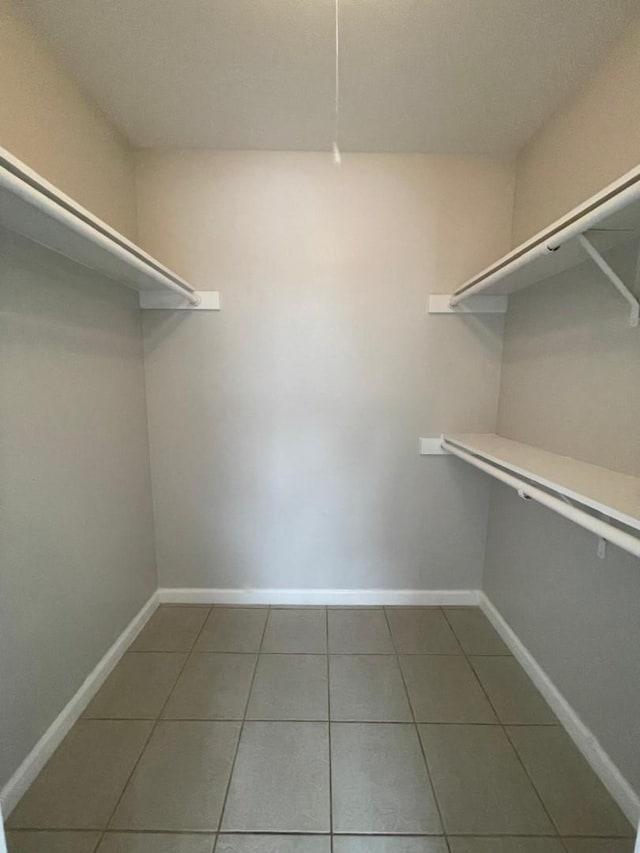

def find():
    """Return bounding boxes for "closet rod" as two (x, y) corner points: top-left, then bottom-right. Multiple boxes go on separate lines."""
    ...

(441, 439), (640, 560)
(0, 157), (200, 306)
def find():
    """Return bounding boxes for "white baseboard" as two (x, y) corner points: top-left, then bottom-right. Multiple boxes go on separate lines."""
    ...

(1, 592), (159, 817)
(157, 587), (481, 607)
(480, 592), (640, 827)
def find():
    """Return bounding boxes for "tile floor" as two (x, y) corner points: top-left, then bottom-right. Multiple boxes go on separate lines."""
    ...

(6, 605), (635, 853)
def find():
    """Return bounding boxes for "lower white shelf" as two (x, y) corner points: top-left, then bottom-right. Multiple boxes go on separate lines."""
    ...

(444, 433), (640, 533)
(420, 433), (640, 558)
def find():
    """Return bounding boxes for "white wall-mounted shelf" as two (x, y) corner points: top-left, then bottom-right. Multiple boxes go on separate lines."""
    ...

(0, 146), (204, 308)
(448, 165), (640, 325)
(437, 433), (640, 559)
(444, 433), (640, 530)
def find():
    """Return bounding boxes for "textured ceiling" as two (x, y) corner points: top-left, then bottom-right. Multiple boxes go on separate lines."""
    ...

(18, 0), (640, 154)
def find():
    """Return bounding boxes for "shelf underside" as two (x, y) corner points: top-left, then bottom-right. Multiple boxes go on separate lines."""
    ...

(0, 148), (196, 301)
(453, 168), (640, 300)
(444, 433), (640, 532)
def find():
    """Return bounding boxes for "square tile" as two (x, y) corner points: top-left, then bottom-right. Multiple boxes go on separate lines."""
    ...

(84, 652), (186, 719)
(386, 609), (461, 654)
(328, 610), (394, 653)
(329, 655), (412, 721)
(333, 839), (448, 853)
(195, 608), (268, 652)
(6, 831), (101, 853)
(7, 720), (152, 829)
(130, 606), (209, 652)
(400, 656), (496, 722)
(246, 654), (328, 720)
(470, 656), (556, 724)
(163, 653), (256, 719)
(216, 837), (330, 852)
(443, 608), (510, 655)
(561, 841), (636, 852)
(418, 724), (554, 835)
(447, 841), (564, 853)
(221, 721), (330, 832)
(98, 834), (215, 853)
(507, 726), (634, 836)
(261, 609), (327, 653)
(110, 720), (240, 831)
(331, 722), (441, 834)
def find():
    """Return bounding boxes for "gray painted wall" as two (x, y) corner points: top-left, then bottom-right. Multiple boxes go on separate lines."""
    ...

(0, 231), (157, 789)
(484, 250), (640, 794)
(137, 151), (514, 591)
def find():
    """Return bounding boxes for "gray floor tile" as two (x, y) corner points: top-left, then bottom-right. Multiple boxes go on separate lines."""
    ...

(443, 608), (510, 655)
(329, 655), (412, 721)
(6, 831), (101, 853)
(507, 726), (634, 836)
(163, 653), (256, 719)
(470, 656), (556, 724)
(331, 723), (441, 834)
(447, 841), (564, 853)
(7, 720), (153, 829)
(216, 837), (330, 852)
(418, 724), (554, 835)
(110, 720), (240, 831)
(195, 608), (268, 653)
(328, 610), (394, 653)
(84, 652), (186, 719)
(98, 834), (215, 853)
(261, 609), (327, 653)
(246, 654), (328, 720)
(221, 721), (330, 832)
(561, 840), (636, 852)
(400, 655), (497, 723)
(130, 606), (209, 652)
(333, 839), (448, 853)
(386, 609), (461, 654)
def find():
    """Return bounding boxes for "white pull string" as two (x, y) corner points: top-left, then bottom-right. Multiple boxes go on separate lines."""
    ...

(333, 0), (341, 165)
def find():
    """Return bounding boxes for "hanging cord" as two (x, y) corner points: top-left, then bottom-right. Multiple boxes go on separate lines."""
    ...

(333, 0), (341, 165)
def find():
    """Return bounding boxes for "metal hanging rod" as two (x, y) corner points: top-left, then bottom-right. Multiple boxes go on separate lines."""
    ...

(441, 438), (640, 560)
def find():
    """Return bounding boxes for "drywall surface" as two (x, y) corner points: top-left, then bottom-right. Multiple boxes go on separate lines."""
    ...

(484, 483), (640, 794)
(0, 0), (137, 238)
(512, 10), (640, 244)
(0, 231), (157, 791)
(496, 245), (640, 476)
(485, 16), (640, 803)
(137, 150), (514, 591)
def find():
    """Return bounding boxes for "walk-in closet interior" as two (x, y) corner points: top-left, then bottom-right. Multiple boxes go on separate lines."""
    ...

(1, 1), (639, 851)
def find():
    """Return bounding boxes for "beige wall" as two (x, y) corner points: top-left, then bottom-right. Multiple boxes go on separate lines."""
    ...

(0, 0), (155, 799)
(0, 233), (157, 794)
(0, 0), (137, 238)
(512, 11), (640, 244)
(137, 150), (514, 591)
(485, 12), (640, 807)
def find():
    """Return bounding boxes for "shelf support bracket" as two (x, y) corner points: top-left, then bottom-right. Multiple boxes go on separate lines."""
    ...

(577, 234), (640, 327)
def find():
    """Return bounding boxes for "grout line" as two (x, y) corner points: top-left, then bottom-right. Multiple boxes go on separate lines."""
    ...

(381, 606), (449, 843)
(440, 606), (562, 841)
(214, 606), (271, 834)
(326, 608), (334, 852)
(97, 606), (214, 846)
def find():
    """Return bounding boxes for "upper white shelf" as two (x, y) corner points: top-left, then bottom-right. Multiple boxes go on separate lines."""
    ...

(0, 146), (200, 306)
(451, 164), (640, 307)
(444, 433), (640, 533)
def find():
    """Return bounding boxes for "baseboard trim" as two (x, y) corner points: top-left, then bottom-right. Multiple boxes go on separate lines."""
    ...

(1, 592), (159, 817)
(480, 592), (640, 826)
(157, 587), (481, 606)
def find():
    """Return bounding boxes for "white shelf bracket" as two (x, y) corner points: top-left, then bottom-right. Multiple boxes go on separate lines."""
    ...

(139, 290), (221, 310)
(419, 437), (448, 455)
(428, 294), (507, 314)
(577, 234), (640, 327)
